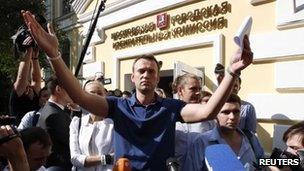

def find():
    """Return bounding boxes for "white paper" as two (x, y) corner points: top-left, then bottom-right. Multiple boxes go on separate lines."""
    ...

(234, 16), (253, 50)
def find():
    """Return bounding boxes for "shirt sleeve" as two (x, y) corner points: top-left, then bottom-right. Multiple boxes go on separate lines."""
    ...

(251, 133), (265, 159)
(182, 136), (206, 171)
(18, 111), (34, 130)
(166, 99), (186, 123)
(245, 104), (257, 133)
(106, 96), (118, 118)
(69, 117), (87, 167)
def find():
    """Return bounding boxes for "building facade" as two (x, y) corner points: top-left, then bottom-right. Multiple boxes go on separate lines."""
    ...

(46, 0), (304, 154)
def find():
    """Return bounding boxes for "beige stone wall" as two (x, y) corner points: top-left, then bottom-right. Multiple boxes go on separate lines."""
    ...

(70, 0), (304, 153)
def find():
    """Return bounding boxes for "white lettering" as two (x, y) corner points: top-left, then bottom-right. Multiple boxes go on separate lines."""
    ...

(258, 158), (300, 166)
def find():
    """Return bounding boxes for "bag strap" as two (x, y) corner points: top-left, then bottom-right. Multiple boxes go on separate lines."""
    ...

(32, 110), (40, 126)
(242, 129), (260, 160)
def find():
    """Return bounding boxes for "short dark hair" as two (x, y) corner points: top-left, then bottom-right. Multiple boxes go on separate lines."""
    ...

(132, 54), (160, 73)
(20, 127), (52, 151)
(38, 87), (48, 97)
(214, 63), (225, 75)
(201, 90), (212, 98)
(283, 121), (304, 145)
(46, 76), (59, 95)
(226, 93), (241, 106)
(122, 90), (132, 97)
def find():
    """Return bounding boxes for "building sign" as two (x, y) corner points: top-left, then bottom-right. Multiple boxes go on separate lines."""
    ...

(111, 1), (231, 50)
(157, 13), (169, 29)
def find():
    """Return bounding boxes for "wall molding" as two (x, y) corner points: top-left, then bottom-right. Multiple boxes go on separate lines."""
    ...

(276, 0), (304, 29)
(275, 60), (304, 90)
(247, 93), (304, 120)
(251, 27), (304, 62)
(250, 0), (274, 5)
(80, 0), (191, 34)
(112, 34), (224, 89)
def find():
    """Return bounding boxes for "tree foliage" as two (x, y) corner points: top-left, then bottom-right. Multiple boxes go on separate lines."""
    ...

(0, 0), (45, 114)
(0, 0), (45, 77)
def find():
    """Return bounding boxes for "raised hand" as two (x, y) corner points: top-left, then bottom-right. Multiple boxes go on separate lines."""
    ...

(229, 35), (253, 74)
(22, 10), (59, 58)
(0, 125), (30, 171)
(0, 125), (23, 159)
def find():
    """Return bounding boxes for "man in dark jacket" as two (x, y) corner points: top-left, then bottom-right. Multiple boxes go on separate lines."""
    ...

(37, 76), (72, 170)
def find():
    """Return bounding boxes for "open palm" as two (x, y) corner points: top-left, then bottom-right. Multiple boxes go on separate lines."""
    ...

(22, 11), (59, 58)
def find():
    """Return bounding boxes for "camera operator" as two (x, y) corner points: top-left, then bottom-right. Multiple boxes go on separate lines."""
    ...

(9, 33), (42, 125)
(283, 121), (304, 157)
(0, 125), (30, 171)
(269, 121), (304, 171)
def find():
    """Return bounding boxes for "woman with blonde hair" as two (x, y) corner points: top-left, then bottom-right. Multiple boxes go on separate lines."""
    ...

(69, 80), (114, 171)
(172, 73), (215, 167)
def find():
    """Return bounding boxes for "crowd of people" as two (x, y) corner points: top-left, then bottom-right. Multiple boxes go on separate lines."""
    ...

(0, 10), (303, 171)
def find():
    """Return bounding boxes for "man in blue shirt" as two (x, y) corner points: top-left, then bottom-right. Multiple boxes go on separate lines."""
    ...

(183, 94), (264, 171)
(22, 10), (254, 170)
(232, 77), (257, 133)
(215, 68), (257, 133)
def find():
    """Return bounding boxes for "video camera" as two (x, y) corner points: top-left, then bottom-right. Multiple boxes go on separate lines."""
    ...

(95, 72), (111, 85)
(0, 116), (16, 126)
(0, 116), (19, 146)
(270, 147), (304, 171)
(12, 14), (47, 53)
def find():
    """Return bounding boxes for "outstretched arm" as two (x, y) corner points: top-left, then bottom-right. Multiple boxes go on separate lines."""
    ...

(14, 48), (33, 96)
(182, 36), (253, 122)
(30, 48), (41, 94)
(22, 10), (109, 117)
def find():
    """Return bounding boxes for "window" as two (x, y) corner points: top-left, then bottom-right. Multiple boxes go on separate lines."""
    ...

(61, 0), (74, 16)
(61, 38), (71, 68)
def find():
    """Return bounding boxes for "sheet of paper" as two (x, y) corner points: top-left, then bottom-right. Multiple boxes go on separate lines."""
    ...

(234, 16), (253, 50)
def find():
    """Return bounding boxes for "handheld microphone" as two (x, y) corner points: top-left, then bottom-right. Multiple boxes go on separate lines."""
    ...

(166, 157), (179, 171)
(113, 158), (131, 171)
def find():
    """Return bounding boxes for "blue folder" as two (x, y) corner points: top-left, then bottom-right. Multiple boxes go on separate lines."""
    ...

(205, 144), (245, 171)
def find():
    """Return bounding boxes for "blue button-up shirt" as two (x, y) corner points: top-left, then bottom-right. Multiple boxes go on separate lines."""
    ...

(183, 126), (261, 171)
(107, 94), (186, 171)
(239, 100), (257, 133)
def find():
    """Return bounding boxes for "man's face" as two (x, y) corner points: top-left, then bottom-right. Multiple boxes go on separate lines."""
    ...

(217, 102), (241, 131)
(25, 85), (34, 96)
(286, 133), (304, 156)
(57, 86), (72, 105)
(39, 90), (50, 107)
(27, 142), (51, 171)
(131, 59), (159, 93)
(232, 79), (241, 94)
(216, 73), (224, 85)
(178, 78), (201, 103)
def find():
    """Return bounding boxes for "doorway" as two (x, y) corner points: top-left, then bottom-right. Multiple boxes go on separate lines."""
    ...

(123, 70), (173, 98)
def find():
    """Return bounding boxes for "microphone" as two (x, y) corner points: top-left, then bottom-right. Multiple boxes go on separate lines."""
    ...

(113, 158), (131, 171)
(166, 157), (179, 171)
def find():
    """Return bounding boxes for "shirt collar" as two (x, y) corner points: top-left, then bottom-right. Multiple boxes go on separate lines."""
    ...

(209, 126), (246, 143)
(209, 126), (222, 142)
(130, 92), (163, 106)
(48, 99), (65, 110)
